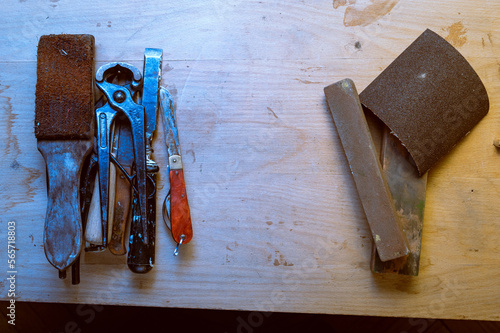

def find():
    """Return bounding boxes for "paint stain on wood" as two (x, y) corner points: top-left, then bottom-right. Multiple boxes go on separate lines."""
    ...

(226, 241), (238, 252)
(300, 66), (324, 73)
(23, 165), (42, 201)
(267, 107), (278, 119)
(333, 0), (399, 27)
(271, 250), (294, 267)
(333, 0), (347, 9)
(443, 21), (468, 48)
(0, 82), (42, 214)
(167, 84), (178, 102)
(1, 84), (19, 157)
(163, 63), (174, 73)
(6, 161), (43, 210)
(294, 78), (320, 84)
(185, 149), (196, 163)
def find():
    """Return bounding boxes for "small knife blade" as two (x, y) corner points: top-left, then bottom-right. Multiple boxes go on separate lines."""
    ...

(161, 88), (180, 157)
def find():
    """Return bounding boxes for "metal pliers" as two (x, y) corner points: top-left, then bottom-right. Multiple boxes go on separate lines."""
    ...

(94, 63), (148, 253)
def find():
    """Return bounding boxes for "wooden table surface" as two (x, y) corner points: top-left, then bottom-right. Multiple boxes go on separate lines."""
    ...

(1, 0), (499, 321)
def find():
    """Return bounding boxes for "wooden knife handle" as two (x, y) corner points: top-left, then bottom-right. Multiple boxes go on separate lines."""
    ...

(170, 169), (193, 244)
(108, 166), (132, 255)
(84, 175), (103, 246)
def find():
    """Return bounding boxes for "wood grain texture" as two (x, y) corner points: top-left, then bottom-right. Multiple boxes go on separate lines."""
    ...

(0, 0), (499, 321)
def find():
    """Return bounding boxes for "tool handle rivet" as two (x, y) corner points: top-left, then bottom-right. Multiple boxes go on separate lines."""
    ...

(113, 90), (126, 103)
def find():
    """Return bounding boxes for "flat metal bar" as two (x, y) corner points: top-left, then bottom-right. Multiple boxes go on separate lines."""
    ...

(371, 128), (427, 274)
(324, 79), (408, 262)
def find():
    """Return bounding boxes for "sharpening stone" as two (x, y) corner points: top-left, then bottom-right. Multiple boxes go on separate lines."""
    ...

(325, 79), (409, 262)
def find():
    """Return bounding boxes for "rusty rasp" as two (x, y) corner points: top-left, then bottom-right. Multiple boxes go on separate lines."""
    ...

(324, 79), (409, 262)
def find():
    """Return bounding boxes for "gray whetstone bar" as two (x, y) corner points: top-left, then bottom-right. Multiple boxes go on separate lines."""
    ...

(324, 79), (408, 262)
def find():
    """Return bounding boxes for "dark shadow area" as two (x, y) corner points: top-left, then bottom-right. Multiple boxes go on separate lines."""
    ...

(1, 301), (499, 333)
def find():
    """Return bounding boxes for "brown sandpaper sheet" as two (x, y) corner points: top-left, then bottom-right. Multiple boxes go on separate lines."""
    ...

(359, 29), (489, 175)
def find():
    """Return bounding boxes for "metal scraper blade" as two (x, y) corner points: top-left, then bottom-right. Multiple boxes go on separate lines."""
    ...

(371, 127), (427, 275)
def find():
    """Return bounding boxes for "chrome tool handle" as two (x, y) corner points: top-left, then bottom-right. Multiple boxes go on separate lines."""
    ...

(127, 162), (158, 273)
(127, 48), (162, 272)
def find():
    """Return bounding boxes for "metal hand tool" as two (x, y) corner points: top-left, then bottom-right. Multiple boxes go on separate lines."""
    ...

(35, 34), (95, 281)
(127, 48), (162, 273)
(108, 119), (134, 255)
(95, 63), (147, 250)
(370, 128), (427, 275)
(324, 79), (409, 262)
(359, 29), (488, 274)
(160, 87), (193, 255)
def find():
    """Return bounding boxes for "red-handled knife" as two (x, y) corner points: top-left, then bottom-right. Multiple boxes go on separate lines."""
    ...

(160, 87), (193, 255)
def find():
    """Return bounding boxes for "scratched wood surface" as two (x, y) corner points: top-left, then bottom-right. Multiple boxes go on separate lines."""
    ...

(0, 0), (499, 321)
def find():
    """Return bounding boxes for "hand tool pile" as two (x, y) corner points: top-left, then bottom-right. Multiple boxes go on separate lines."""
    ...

(35, 34), (193, 284)
(324, 29), (489, 275)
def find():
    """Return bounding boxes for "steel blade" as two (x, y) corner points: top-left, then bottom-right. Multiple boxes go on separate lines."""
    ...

(142, 48), (163, 140)
(160, 87), (180, 157)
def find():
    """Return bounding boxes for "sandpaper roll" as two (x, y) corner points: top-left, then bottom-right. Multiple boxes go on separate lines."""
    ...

(359, 29), (489, 175)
